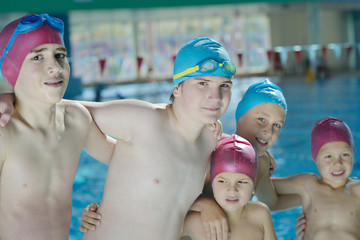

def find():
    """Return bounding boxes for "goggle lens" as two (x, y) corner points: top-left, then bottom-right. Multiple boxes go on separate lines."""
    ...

(223, 62), (236, 76)
(200, 60), (218, 73)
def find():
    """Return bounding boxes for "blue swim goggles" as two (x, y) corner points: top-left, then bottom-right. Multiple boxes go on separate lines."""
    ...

(173, 59), (236, 81)
(0, 13), (64, 70)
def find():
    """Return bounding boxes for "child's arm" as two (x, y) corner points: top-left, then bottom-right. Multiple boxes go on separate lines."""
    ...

(78, 99), (154, 140)
(258, 204), (277, 240)
(0, 93), (14, 127)
(181, 211), (207, 240)
(255, 152), (302, 211)
(83, 119), (116, 165)
(190, 197), (228, 240)
(62, 100), (116, 165)
(257, 172), (302, 211)
(269, 174), (312, 210)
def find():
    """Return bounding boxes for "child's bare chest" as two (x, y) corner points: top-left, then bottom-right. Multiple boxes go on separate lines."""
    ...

(230, 221), (264, 240)
(305, 187), (360, 232)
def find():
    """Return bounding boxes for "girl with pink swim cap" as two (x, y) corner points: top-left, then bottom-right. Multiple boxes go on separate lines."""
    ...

(260, 117), (360, 240)
(181, 135), (277, 240)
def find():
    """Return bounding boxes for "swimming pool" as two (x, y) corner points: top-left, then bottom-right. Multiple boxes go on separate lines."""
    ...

(69, 73), (360, 240)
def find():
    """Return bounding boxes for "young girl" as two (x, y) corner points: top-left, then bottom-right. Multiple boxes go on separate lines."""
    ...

(264, 117), (360, 240)
(181, 134), (277, 240)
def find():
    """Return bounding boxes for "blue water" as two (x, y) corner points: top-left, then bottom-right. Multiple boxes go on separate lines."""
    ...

(69, 74), (360, 240)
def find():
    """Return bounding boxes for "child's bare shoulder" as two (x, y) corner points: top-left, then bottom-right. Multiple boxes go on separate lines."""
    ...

(61, 99), (90, 117)
(291, 172), (319, 183)
(247, 201), (271, 215)
(111, 100), (167, 121)
(347, 178), (360, 197)
(60, 100), (92, 126)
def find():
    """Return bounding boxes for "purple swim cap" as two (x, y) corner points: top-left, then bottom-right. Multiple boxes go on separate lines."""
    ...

(210, 135), (258, 184)
(0, 14), (64, 87)
(311, 117), (355, 161)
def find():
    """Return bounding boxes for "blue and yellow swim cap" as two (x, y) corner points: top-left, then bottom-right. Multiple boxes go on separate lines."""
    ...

(173, 37), (234, 87)
(235, 79), (287, 122)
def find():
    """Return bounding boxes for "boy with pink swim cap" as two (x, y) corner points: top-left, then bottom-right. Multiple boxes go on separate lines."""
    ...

(0, 14), (115, 240)
(181, 135), (277, 240)
(261, 117), (360, 240)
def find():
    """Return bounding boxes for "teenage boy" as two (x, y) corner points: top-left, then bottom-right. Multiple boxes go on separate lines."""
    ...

(0, 14), (114, 240)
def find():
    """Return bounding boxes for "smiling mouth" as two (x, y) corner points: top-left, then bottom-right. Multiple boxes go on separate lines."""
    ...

(256, 137), (268, 145)
(331, 170), (345, 176)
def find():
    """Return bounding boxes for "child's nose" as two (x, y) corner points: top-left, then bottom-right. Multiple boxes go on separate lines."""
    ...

(47, 58), (62, 75)
(227, 184), (237, 193)
(333, 157), (344, 165)
(262, 124), (273, 136)
(208, 87), (221, 101)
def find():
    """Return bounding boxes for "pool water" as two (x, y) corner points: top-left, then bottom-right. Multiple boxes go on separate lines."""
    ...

(69, 74), (360, 240)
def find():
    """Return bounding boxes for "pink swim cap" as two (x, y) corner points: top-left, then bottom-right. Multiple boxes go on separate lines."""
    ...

(0, 14), (64, 87)
(210, 135), (258, 184)
(311, 117), (355, 161)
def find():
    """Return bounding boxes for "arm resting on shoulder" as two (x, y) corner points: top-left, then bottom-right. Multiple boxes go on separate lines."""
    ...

(83, 119), (116, 165)
(78, 99), (153, 140)
(0, 92), (15, 127)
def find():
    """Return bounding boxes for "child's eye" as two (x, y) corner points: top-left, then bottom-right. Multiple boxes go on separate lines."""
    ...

(273, 123), (282, 129)
(218, 179), (225, 183)
(31, 55), (43, 61)
(220, 83), (231, 88)
(55, 53), (66, 59)
(199, 82), (207, 86)
(325, 154), (331, 159)
(238, 181), (248, 184)
(258, 118), (265, 123)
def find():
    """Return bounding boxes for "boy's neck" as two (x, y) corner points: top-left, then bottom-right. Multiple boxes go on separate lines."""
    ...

(168, 103), (205, 142)
(14, 95), (64, 132)
(320, 177), (348, 190)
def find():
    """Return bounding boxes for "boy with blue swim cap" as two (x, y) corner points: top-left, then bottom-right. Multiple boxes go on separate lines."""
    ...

(170, 37), (235, 102)
(57, 37), (233, 240)
(235, 79), (287, 122)
(173, 37), (236, 86)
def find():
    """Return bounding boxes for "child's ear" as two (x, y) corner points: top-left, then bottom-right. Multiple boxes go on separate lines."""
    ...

(172, 84), (181, 98)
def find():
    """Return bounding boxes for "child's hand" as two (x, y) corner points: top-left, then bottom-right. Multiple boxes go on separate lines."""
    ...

(295, 212), (306, 240)
(200, 199), (229, 240)
(79, 203), (102, 232)
(206, 120), (223, 141)
(0, 93), (15, 127)
(268, 152), (278, 176)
